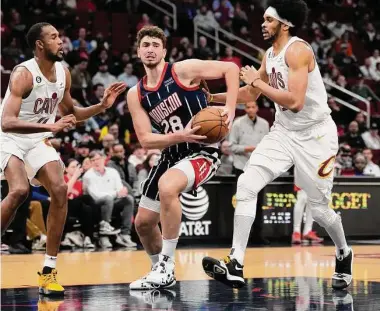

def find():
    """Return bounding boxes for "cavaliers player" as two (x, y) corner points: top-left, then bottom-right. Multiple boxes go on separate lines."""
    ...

(202, 0), (353, 290)
(127, 26), (239, 289)
(0, 22), (126, 295)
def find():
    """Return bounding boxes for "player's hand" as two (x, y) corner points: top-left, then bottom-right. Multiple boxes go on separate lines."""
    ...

(101, 82), (127, 110)
(220, 106), (235, 131)
(180, 118), (207, 143)
(50, 114), (76, 133)
(117, 186), (129, 198)
(240, 65), (261, 87)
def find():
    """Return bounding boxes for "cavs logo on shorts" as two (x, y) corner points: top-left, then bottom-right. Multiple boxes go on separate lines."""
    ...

(318, 155), (336, 178)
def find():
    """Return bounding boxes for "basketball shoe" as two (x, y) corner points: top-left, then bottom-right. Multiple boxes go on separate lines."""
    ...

(332, 248), (353, 290)
(291, 232), (302, 244)
(332, 290), (353, 311)
(38, 269), (65, 295)
(302, 231), (324, 243)
(129, 255), (176, 290)
(202, 255), (245, 288)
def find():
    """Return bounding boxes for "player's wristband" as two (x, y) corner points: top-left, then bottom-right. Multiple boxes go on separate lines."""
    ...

(209, 94), (214, 102)
(250, 78), (261, 88)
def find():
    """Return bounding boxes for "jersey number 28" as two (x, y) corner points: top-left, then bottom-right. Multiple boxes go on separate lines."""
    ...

(161, 115), (184, 134)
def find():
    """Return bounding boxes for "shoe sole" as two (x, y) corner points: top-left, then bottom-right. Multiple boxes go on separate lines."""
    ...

(202, 257), (245, 289)
(129, 279), (176, 290)
(332, 249), (354, 290)
(39, 287), (65, 296)
(99, 230), (121, 236)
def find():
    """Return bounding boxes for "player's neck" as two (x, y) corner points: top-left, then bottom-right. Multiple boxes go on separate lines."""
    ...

(34, 56), (55, 77)
(144, 60), (166, 87)
(272, 34), (292, 56)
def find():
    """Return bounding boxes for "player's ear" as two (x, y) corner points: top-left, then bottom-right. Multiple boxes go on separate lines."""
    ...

(137, 46), (141, 58)
(36, 39), (44, 50)
(163, 48), (167, 59)
(282, 24), (290, 32)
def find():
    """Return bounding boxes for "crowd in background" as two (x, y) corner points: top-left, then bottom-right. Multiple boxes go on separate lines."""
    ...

(1, 0), (379, 253)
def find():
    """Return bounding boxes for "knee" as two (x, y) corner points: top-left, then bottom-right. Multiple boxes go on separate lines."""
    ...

(308, 199), (338, 228)
(158, 179), (179, 203)
(135, 214), (156, 236)
(236, 172), (260, 202)
(50, 182), (68, 203)
(9, 185), (29, 206)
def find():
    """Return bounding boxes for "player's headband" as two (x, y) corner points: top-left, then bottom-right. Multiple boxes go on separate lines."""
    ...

(265, 6), (295, 28)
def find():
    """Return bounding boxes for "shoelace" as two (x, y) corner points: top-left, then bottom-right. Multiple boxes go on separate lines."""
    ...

(43, 271), (58, 284)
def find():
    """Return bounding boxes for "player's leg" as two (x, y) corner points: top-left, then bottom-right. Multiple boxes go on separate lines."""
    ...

(202, 129), (294, 288)
(24, 140), (66, 295)
(294, 119), (352, 289)
(302, 203), (323, 244)
(1, 156), (30, 234)
(292, 188), (307, 244)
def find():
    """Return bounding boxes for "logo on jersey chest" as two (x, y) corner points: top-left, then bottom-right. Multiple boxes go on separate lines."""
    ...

(269, 67), (285, 89)
(33, 92), (59, 115)
(149, 92), (183, 124)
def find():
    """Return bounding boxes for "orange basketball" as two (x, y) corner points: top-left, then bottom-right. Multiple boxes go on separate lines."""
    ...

(192, 107), (229, 144)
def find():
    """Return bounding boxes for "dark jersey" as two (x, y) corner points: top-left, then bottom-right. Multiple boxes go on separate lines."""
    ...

(137, 62), (210, 158)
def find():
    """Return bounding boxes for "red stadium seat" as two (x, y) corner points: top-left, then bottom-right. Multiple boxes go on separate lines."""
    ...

(372, 149), (380, 165)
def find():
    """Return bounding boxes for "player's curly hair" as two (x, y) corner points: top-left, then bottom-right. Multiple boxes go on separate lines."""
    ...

(267, 0), (308, 34)
(137, 26), (167, 48)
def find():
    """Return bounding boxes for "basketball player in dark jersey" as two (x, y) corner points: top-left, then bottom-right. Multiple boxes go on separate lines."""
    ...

(127, 26), (239, 289)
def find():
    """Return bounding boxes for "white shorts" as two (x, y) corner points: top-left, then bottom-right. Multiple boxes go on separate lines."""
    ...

(0, 134), (62, 185)
(139, 148), (221, 213)
(245, 116), (338, 202)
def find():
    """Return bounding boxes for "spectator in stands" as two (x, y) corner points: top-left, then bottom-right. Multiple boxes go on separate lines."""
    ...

(92, 62), (117, 88)
(213, 0), (234, 23)
(351, 78), (380, 102)
(134, 152), (160, 198)
(161, 15), (173, 38)
(2, 37), (23, 62)
(229, 101), (269, 177)
(363, 148), (380, 177)
(184, 47), (195, 60)
(348, 153), (367, 176)
(128, 144), (146, 167)
(136, 13), (152, 32)
(335, 144), (353, 176)
(221, 46), (242, 68)
(360, 58), (380, 81)
(362, 122), (380, 150)
(82, 157), (92, 173)
(216, 140), (233, 176)
(195, 36), (213, 60)
(101, 134), (116, 153)
(1, 10), (11, 43)
(117, 63), (138, 88)
(58, 28), (73, 54)
(361, 22), (377, 49)
(169, 46), (184, 63)
(108, 123), (121, 144)
(339, 121), (366, 149)
(83, 150), (136, 248)
(107, 143), (138, 194)
(369, 49), (380, 68)
(72, 27), (94, 53)
(64, 159), (96, 248)
(75, 141), (91, 163)
(193, 5), (219, 32)
(70, 58), (92, 103)
(354, 112), (368, 134)
(89, 83), (105, 106)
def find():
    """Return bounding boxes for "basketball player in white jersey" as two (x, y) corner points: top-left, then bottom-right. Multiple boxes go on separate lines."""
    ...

(0, 22), (126, 295)
(202, 0), (353, 290)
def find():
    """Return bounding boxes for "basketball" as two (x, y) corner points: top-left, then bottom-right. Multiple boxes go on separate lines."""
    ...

(192, 107), (229, 144)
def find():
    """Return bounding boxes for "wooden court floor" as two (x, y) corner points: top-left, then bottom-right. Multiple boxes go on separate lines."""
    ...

(2, 245), (380, 289)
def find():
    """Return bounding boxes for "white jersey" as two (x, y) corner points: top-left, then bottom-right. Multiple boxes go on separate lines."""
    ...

(0, 58), (66, 140)
(265, 36), (331, 131)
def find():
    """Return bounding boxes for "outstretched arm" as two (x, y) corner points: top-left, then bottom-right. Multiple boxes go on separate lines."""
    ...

(127, 86), (206, 150)
(240, 42), (311, 112)
(59, 67), (126, 121)
(1, 67), (75, 134)
(173, 59), (240, 128)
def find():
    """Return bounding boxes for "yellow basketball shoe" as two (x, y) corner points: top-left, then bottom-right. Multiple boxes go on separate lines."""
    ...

(37, 295), (64, 311)
(38, 269), (65, 296)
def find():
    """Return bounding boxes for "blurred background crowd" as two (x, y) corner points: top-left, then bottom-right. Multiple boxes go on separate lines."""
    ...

(1, 0), (379, 253)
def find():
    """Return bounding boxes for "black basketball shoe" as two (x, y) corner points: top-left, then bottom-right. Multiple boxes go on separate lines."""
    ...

(332, 248), (353, 290)
(332, 290), (354, 311)
(202, 255), (245, 288)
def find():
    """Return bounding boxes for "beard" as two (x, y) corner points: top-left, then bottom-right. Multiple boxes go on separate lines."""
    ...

(143, 57), (162, 69)
(264, 24), (281, 44)
(45, 49), (63, 62)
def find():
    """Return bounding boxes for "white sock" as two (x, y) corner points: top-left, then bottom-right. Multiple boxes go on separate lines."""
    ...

(161, 237), (178, 260)
(302, 206), (313, 235)
(44, 254), (57, 269)
(323, 216), (350, 258)
(230, 214), (255, 266)
(293, 190), (307, 233)
(149, 253), (160, 266)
